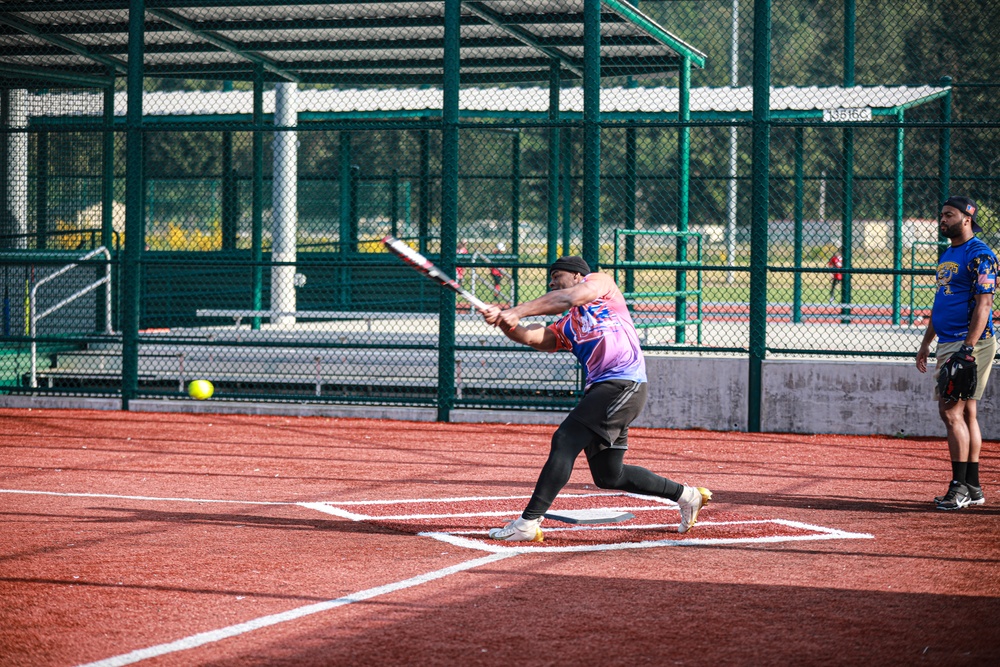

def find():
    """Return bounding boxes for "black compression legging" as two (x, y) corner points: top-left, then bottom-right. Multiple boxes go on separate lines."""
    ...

(521, 416), (684, 521)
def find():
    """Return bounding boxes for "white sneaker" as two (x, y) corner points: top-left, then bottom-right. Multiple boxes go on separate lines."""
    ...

(488, 516), (544, 542)
(677, 486), (712, 534)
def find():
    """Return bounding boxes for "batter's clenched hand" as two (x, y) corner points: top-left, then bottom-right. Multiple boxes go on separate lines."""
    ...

(495, 308), (522, 332)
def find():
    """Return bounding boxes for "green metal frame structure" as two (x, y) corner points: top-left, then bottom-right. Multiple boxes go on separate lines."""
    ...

(0, 1), (982, 433)
(0, 0), (705, 421)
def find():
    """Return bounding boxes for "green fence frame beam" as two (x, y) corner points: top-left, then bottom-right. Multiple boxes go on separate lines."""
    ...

(100, 81), (116, 333)
(675, 56), (691, 344)
(147, 7), (301, 83)
(792, 127), (804, 323)
(463, 1), (583, 77)
(602, 0), (707, 68)
(251, 63), (264, 331)
(625, 126), (637, 295)
(581, 0), (600, 272)
(892, 111), (905, 325)
(418, 130), (431, 254)
(0, 63), (113, 88)
(34, 130), (47, 250)
(437, 0), (460, 422)
(938, 76), (952, 205)
(121, 0), (145, 409)
(747, 0), (771, 433)
(561, 127), (572, 255)
(0, 11), (127, 74)
(221, 129), (236, 250)
(511, 130), (521, 304)
(547, 59), (561, 265)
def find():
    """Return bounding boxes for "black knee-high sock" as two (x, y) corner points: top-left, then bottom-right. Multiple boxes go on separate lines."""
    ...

(951, 461), (968, 485)
(588, 448), (684, 502)
(966, 462), (980, 487)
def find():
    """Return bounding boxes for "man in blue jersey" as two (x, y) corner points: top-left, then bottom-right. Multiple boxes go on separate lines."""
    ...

(916, 196), (997, 510)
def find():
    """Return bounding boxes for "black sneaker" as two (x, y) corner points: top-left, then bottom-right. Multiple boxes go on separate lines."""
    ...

(967, 484), (986, 506)
(935, 481), (964, 504)
(937, 483), (971, 510)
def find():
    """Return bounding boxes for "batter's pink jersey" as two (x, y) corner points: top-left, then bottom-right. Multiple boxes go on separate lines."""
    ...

(546, 272), (647, 389)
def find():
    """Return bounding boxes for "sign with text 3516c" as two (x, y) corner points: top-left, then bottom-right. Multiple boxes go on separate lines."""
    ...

(823, 107), (873, 122)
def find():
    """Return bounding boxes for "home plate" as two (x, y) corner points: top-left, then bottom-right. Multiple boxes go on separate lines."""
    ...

(544, 509), (635, 524)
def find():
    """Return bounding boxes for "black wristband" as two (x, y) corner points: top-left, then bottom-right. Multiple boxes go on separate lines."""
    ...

(960, 344), (975, 356)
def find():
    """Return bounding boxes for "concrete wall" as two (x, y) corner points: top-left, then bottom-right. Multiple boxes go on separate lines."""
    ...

(3, 356), (997, 438)
(457, 354), (997, 438)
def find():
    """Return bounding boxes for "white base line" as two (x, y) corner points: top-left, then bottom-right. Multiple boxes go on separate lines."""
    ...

(299, 502), (674, 522)
(421, 519), (874, 554)
(75, 552), (514, 667)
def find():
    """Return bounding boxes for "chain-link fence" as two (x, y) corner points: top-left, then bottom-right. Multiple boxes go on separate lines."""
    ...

(0, 1), (996, 425)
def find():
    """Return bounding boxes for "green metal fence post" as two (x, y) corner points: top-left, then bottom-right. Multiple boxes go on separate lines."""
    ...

(511, 130), (521, 304)
(938, 76), (952, 206)
(350, 164), (360, 250)
(675, 57), (691, 343)
(625, 126), (637, 295)
(792, 127), (804, 323)
(121, 0), (145, 410)
(221, 129), (235, 250)
(840, 0), (856, 320)
(390, 168), (399, 237)
(547, 59), (561, 265)
(34, 131), (47, 250)
(892, 111), (904, 325)
(221, 81), (235, 251)
(339, 132), (352, 253)
(100, 80), (115, 332)
(102, 81), (115, 253)
(582, 0), (600, 272)
(561, 128), (572, 255)
(251, 63), (264, 331)
(747, 0), (771, 433)
(438, 0), (460, 422)
(419, 129), (430, 254)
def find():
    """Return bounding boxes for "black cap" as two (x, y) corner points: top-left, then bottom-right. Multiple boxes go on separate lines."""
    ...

(549, 256), (591, 276)
(942, 195), (981, 233)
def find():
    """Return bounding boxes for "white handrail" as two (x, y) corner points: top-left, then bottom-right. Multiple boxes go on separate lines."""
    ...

(30, 246), (112, 388)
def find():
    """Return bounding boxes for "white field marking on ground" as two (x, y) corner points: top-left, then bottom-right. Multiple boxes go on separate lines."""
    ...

(0, 489), (293, 505)
(320, 491), (666, 506)
(300, 503), (675, 522)
(74, 552), (516, 667)
(422, 519), (875, 554)
(298, 491), (678, 521)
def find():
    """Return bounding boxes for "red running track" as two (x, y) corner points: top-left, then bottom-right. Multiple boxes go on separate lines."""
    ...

(0, 408), (997, 666)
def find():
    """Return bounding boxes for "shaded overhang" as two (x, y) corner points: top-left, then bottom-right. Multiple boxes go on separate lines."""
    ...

(0, 1), (706, 88)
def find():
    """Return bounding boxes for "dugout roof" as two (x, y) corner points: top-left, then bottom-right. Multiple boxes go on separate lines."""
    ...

(0, 1), (706, 88)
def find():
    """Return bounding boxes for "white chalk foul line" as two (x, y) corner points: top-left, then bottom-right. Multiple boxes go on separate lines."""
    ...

(75, 552), (514, 667)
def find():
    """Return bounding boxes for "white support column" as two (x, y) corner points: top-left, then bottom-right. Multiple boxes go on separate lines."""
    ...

(5, 89), (28, 248)
(271, 82), (298, 326)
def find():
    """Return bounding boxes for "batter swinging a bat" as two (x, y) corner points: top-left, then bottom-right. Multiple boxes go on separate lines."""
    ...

(481, 256), (712, 541)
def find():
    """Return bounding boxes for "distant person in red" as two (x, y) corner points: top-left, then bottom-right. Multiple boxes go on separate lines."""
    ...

(490, 242), (507, 299)
(456, 241), (468, 284)
(828, 250), (843, 304)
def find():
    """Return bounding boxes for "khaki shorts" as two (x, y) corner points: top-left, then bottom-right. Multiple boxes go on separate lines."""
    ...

(934, 337), (997, 401)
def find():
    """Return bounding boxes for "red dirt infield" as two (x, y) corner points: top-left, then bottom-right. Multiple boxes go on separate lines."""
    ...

(1, 407), (998, 666)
